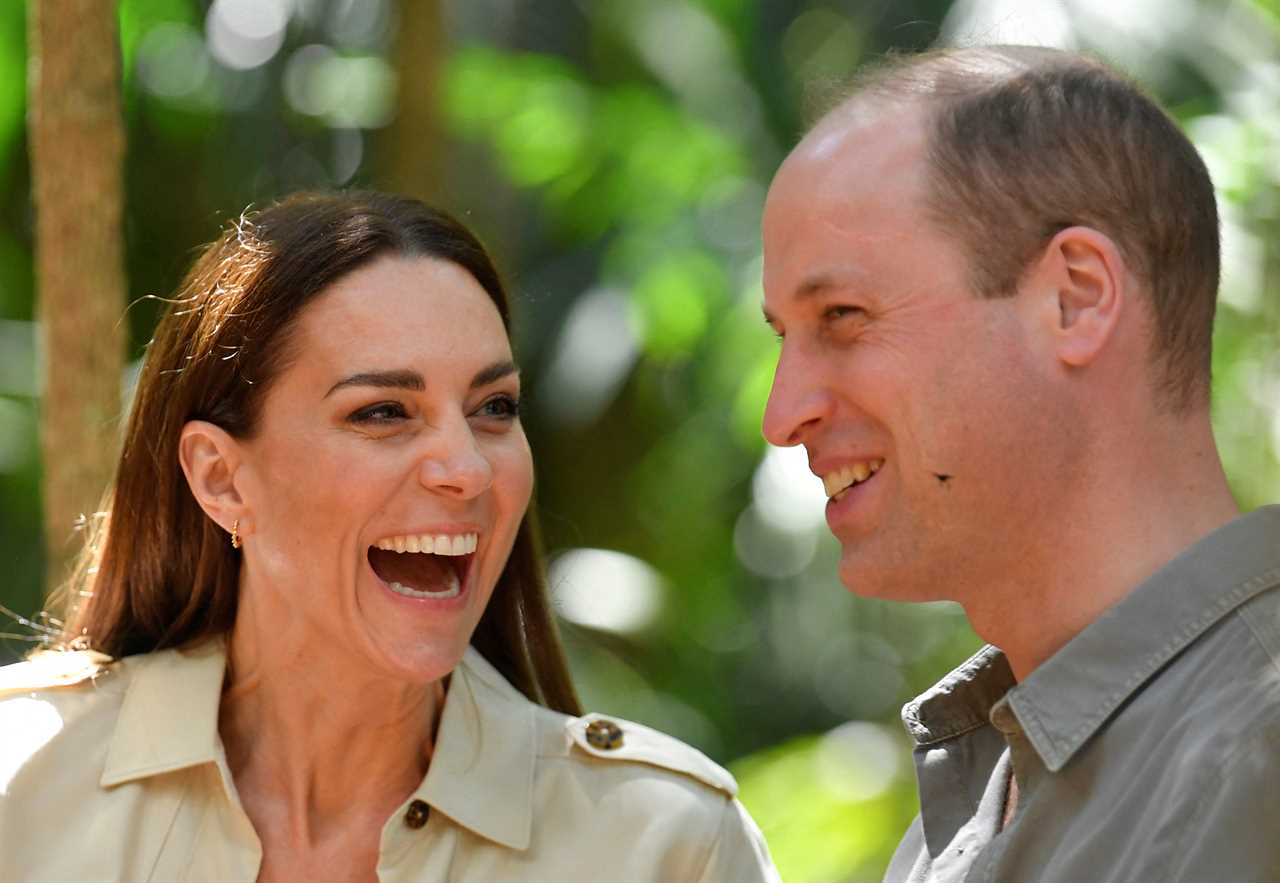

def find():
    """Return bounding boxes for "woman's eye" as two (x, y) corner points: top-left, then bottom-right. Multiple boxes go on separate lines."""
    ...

(348, 401), (408, 424)
(476, 394), (520, 421)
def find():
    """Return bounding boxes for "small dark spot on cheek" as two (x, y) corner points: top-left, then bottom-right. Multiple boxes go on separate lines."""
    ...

(933, 472), (953, 488)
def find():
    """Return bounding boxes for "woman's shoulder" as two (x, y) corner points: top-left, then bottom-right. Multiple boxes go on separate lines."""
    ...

(459, 648), (740, 801)
(524, 704), (779, 881)
(532, 704), (739, 799)
(0, 647), (125, 711)
(0, 649), (144, 795)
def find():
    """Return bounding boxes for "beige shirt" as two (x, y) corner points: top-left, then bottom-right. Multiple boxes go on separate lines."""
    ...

(0, 640), (779, 883)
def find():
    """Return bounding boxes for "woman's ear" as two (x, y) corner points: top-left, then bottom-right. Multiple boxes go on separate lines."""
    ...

(178, 420), (247, 537)
(1040, 226), (1126, 368)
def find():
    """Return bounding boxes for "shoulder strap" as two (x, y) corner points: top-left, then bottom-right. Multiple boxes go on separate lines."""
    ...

(566, 712), (738, 797)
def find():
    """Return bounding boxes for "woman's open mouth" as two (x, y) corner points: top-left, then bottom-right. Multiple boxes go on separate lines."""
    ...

(367, 532), (477, 600)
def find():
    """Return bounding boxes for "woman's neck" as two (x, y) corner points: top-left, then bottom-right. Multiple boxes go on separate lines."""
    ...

(218, 616), (445, 844)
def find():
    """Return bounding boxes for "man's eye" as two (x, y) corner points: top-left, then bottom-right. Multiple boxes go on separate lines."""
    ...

(348, 402), (408, 424)
(476, 394), (521, 420)
(824, 305), (863, 321)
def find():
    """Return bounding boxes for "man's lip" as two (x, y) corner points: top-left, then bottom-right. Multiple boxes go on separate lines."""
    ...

(809, 455), (886, 480)
(824, 468), (881, 526)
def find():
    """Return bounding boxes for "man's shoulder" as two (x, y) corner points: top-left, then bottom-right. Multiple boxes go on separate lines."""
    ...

(1182, 580), (1280, 705)
(1128, 584), (1280, 759)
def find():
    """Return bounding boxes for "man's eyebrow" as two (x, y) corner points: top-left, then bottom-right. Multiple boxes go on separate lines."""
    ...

(325, 369), (425, 398)
(761, 271), (857, 325)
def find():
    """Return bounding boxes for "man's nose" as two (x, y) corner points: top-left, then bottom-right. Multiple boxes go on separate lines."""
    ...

(762, 346), (833, 447)
(417, 421), (494, 499)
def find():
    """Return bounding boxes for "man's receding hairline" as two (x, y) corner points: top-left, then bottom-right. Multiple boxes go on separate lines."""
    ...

(808, 45), (1111, 135)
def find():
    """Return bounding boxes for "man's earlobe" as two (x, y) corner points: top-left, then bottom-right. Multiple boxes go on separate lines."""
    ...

(1048, 227), (1125, 368)
(178, 420), (246, 534)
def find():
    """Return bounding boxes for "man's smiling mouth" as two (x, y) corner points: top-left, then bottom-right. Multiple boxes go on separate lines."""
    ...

(367, 532), (477, 600)
(823, 459), (884, 501)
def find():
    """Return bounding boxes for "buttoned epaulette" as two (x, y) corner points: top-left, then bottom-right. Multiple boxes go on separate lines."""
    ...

(566, 712), (739, 797)
(0, 649), (112, 698)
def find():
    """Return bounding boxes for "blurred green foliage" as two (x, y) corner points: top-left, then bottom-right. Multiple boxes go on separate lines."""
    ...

(2, 2), (1278, 881)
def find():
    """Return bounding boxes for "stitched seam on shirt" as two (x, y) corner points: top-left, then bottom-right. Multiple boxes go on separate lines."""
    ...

(1019, 566), (1280, 768)
(1238, 601), (1280, 673)
(910, 716), (991, 747)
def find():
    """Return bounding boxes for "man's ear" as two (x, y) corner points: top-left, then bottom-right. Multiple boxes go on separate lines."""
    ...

(178, 420), (247, 536)
(1034, 226), (1127, 368)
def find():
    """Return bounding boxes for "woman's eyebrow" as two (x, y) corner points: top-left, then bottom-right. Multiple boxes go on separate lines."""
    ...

(323, 361), (518, 398)
(471, 359), (519, 390)
(324, 369), (424, 398)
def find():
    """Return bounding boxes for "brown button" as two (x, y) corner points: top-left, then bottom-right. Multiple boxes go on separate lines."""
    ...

(404, 799), (430, 829)
(585, 718), (624, 750)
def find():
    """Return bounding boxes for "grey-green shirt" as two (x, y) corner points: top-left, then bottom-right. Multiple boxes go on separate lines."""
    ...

(885, 506), (1280, 883)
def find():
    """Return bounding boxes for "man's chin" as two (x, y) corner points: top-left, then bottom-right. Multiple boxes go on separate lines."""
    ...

(837, 557), (949, 603)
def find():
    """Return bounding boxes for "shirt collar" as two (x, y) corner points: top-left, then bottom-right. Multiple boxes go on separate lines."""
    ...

(901, 644), (1015, 746)
(101, 640), (537, 851)
(1006, 506), (1280, 772)
(415, 646), (535, 850)
(101, 638), (225, 786)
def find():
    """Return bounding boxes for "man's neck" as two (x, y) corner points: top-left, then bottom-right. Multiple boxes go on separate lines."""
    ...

(967, 423), (1240, 682)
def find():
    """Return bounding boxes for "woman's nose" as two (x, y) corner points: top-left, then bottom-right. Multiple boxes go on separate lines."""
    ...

(417, 423), (493, 499)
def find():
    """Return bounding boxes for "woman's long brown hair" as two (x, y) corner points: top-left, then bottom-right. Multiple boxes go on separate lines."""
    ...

(53, 191), (581, 716)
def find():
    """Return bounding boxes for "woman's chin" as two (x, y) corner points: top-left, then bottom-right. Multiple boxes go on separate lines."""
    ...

(353, 573), (486, 683)
(359, 634), (470, 686)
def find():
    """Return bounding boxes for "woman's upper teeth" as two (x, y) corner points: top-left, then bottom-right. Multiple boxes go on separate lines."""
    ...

(822, 459), (884, 498)
(374, 533), (478, 555)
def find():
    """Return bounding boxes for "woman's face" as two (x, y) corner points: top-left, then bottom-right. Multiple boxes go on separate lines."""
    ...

(233, 255), (532, 682)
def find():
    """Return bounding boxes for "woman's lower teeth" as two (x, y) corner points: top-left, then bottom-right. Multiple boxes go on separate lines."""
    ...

(388, 573), (460, 599)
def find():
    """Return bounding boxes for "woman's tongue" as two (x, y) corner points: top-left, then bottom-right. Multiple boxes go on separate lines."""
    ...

(368, 547), (458, 593)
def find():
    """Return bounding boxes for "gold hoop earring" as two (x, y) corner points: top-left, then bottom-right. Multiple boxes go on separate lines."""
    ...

(230, 519), (242, 549)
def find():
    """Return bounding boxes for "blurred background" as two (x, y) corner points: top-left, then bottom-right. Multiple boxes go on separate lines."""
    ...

(2, 1), (1278, 879)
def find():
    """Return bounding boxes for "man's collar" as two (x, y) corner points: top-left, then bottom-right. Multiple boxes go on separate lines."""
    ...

(901, 644), (1015, 746)
(901, 507), (1280, 771)
(1006, 506), (1280, 771)
(101, 640), (537, 851)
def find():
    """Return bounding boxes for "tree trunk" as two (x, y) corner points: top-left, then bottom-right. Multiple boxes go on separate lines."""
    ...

(27, 0), (127, 592)
(380, 0), (443, 200)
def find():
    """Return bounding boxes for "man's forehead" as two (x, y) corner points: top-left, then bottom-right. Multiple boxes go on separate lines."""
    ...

(783, 101), (930, 194)
(763, 104), (931, 282)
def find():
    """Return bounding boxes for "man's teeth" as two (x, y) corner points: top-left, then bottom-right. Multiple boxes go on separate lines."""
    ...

(387, 572), (461, 600)
(822, 459), (884, 498)
(374, 533), (478, 555)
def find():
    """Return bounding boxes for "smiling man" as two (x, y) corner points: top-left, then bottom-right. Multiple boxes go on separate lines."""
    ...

(762, 46), (1280, 882)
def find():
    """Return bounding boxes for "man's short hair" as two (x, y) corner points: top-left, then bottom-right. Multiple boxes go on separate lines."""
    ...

(828, 46), (1220, 413)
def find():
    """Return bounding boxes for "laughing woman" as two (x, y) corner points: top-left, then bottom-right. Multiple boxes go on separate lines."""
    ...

(0, 193), (778, 883)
